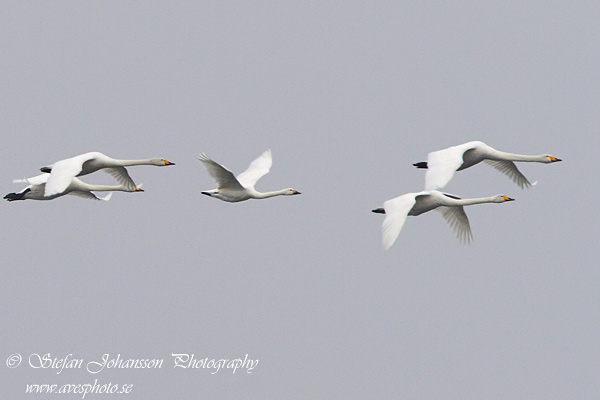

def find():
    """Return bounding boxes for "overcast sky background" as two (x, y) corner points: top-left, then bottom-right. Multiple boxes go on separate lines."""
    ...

(1, 2), (599, 399)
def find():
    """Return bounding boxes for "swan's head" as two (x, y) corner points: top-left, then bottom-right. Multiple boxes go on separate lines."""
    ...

(122, 186), (144, 193)
(284, 188), (301, 195)
(495, 195), (515, 203)
(152, 158), (175, 166)
(543, 155), (562, 163)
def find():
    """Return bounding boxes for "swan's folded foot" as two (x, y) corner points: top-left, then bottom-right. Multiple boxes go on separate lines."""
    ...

(4, 188), (30, 201)
(201, 191), (213, 197)
(372, 208), (385, 214)
(413, 162), (428, 169)
(40, 167), (52, 173)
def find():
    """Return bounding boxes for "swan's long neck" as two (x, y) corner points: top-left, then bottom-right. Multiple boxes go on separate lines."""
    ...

(252, 189), (290, 199)
(116, 159), (155, 167)
(490, 150), (546, 162)
(79, 183), (129, 192)
(451, 196), (498, 206)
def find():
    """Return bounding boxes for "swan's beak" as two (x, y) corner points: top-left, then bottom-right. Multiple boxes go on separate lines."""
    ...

(502, 196), (515, 201)
(550, 156), (561, 162)
(292, 190), (301, 195)
(164, 160), (175, 166)
(372, 208), (386, 214)
(135, 187), (144, 192)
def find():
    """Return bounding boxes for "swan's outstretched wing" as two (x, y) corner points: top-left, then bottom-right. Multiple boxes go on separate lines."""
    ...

(198, 153), (245, 191)
(483, 160), (531, 189)
(236, 149), (272, 189)
(381, 193), (418, 250)
(425, 144), (474, 190)
(436, 206), (473, 243)
(103, 167), (137, 191)
(67, 190), (108, 201)
(96, 192), (113, 201)
(44, 157), (86, 196)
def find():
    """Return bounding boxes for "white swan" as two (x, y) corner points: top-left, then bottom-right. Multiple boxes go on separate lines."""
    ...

(372, 190), (514, 250)
(413, 141), (561, 190)
(40, 152), (175, 197)
(4, 174), (143, 202)
(198, 150), (301, 202)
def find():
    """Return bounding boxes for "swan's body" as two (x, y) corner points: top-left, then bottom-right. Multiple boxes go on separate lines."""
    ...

(413, 141), (561, 190)
(40, 152), (174, 197)
(198, 150), (301, 202)
(4, 174), (143, 202)
(372, 190), (514, 249)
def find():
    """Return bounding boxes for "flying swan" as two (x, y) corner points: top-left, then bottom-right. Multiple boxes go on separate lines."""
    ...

(40, 152), (175, 197)
(413, 141), (561, 190)
(198, 150), (301, 202)
(4, 174), (143, 202)
(372, 190), (514, 250)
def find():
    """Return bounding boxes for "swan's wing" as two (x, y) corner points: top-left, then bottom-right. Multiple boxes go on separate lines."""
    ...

(198, 153), (245, 191)
(381, 194), (417, 250)
(97, 192), (113, 201)
(103, 167), (137, 190)
(425, 145), (469, 190)
(44, 157), (86, 197)
(67, 190), (104, 201)
(236, 150), (272, 189)
(483, 160), (531, 189)
(436, 206), (473, 243)
(13, 174), (50, 186)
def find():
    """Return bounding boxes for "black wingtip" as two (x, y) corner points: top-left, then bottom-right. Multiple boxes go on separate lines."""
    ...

(413, 162), (428, 169)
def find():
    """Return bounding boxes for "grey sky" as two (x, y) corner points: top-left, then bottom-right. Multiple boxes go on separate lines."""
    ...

(1, 1), (599, 398)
